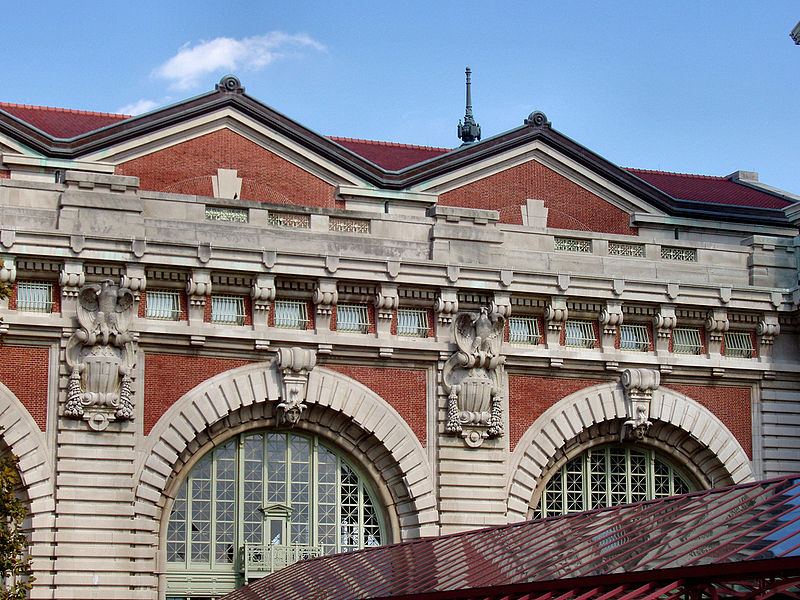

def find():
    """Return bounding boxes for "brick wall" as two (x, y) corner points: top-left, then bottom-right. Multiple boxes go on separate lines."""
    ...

(664, 384), (752, 458)
(143, 354), (252, 434)
(116, 128), (336, 207)
(328, 365), (427, 446)
(508, 376), (600, 450)
(0, 169), (9, 179)
(0, 345), (49, 430)
(439, 160), (638, 235)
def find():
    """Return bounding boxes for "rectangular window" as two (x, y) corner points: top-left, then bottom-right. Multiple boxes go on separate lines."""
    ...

(273, 300), (309, 330)
(619, 324), (650, 352)
(661, 246), (697, 262)
(146, 290), (180, 321)
(564, 320), (596, 348)
(211, 295), (246, 325)
(672, 328), (702, 355)
(508, 316), (541, 344)
(329, 217), (369, 234)
(16, 281), (53, 313)
(724, 331), (754, 358)
(554, 237), (592, 253)
(396, 308), (428, 337)
(608, 242), (645, 257)
(336, 304), (369, 333)
(268, 212), (310, 228)
(204, 206), (248, 223)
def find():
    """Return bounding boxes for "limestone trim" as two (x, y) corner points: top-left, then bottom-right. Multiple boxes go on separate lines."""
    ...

(505, 382), (754, 522)
(133, 361), (438, 587)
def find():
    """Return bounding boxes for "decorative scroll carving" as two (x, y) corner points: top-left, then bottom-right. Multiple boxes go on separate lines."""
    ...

(64, 279), (137, 431)
(491, 292), (511, 320)
(544, 295), (568, 347)
(705, 308), (729, 355)
(59, 262), (85, 299)
(0, 257), (16, 284)
(442, 306), (505, 447)
(599, 300), (622, 350)
(313, 279), (337, 331)
(275, 347), (317, 426)
(653, 304), (677, 338)
(186, 271), (212, 308)
(251, 274), (276, 326)
(374, 284), (398, 336)
(757, 313), (780, 358)
(434, 289), (459, 326)
(620, 368), (660, 441)
(121, 265), (146, 301)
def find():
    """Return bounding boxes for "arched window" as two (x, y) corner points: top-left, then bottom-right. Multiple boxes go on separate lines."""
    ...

(165, 430), (385, 598)
(534, 446), (694, 519)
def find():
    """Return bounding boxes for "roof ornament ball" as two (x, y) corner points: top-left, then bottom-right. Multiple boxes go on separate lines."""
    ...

(525, 110), (550, 127)
(216, 74), (244, 93)
(457, 67), (481, 145)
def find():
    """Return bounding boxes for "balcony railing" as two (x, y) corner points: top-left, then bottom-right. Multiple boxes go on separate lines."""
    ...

(242, 543), (323, 581)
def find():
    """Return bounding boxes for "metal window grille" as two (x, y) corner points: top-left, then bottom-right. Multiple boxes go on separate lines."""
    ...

(661, 246), (697, 262)
(211, 295), (246, 325)
(554, 237), (592, 252)
(672, 327), (702, 355)
(145, 290), (180, 320)
(608, 242), (645, 257)
(336, 304), (369, 333)
(329, 217), (369, 234)
(268, 212), (310, 228)
(537, 446), (694, 518)
(16, 281), (53, 313)
(619, 324), (650, 352)
(508, 316), (541, 344)
(396, 308), (428, 337)
(724, 331), (755, 358)
(564, 320), (596, 348)
(166, 431), (383, 590)
(273, 300), (309, 330)
(204, 206), (248, 223)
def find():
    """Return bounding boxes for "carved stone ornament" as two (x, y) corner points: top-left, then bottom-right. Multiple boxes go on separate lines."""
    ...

(64, 280), (137, 431)
(620, 368), (660, 441)
(275, 347), (317, 426)
(442, 307), (505, 448)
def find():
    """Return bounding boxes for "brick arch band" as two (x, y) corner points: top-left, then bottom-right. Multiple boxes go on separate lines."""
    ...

(505, 382), (754, 522)
(133, 362), (439, 581)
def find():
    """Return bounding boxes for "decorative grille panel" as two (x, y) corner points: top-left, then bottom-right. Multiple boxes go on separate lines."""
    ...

(508, 316), (541, 344)
(211, 295), (246, 325)
(329, 217), (369, 233)
(564, 320), (596, 348)
(554, 237), (592, 252)
(273, 300), (309, 329)
(661, 246), (697, 261)
(146, 290), (180, 320)
(268, 212), (310, 228)
(396, 308), (428, 337)
(619, 324), (650, 351)
(205, 206), (248, 223)
(337, 304), (369, 333)
(672, 327), (702, 354)
(16, 281), (53, 313)
(608, 242), (645, 257)
(724, 331), (754, 358)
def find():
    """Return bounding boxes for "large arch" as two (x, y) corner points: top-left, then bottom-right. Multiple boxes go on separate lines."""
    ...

(0, 382), (55, 600)
(132, 360), (439, 594)
(505, 382), (754, 522)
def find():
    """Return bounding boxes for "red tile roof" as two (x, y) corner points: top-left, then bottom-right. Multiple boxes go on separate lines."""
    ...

(0, 102), (130, 138)
(330, 136), (451, 171)
(626, 168), (792, 209)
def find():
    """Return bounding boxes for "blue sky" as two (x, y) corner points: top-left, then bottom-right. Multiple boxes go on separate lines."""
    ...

(4, 2), (800, 194)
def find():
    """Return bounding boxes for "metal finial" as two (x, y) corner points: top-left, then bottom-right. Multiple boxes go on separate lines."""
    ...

(457, 67), (481, 144)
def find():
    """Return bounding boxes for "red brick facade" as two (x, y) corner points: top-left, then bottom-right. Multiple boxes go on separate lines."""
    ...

(143, 354), (252, 434)
(0, 169), (9, 179)
(0, 345), (49, 431)
(439, 160), (638, 235)
(508, 375), (600, 450)
(664, 384), (752, 458)
(116, 129), (336, 207)
(328, 365), (427, 446)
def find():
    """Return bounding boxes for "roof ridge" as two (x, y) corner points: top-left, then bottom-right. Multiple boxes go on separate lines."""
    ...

(329, 135), (451, 152)
(0, 102), (130, 119)
(625, 167), (726, 181)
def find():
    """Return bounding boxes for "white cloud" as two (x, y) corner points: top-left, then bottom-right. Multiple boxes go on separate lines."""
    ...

(154, 33), (325, 90)
(117, 99), (161, 116)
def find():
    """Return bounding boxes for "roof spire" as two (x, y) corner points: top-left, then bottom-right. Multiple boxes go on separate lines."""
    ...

(457, 67), (481, 144)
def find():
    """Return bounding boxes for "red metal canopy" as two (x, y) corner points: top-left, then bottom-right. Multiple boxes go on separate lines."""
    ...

(223, 475), (800, 600)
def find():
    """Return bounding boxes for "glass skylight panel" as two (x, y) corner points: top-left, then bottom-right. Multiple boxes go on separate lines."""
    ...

(564, 320), (596, 348)
(273, 300), (309, 330)
(337, 304), (369, 333)
(672, 327), (702, 355)
(16, 281), (53, 313)
(508, 316), (541, 344)
(619, 324), (650, 351)
(145, 290), (180, 320)
(724, 331), (755, 358)
(211, 295), (246, 325)
(396, 308), (428, 337)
